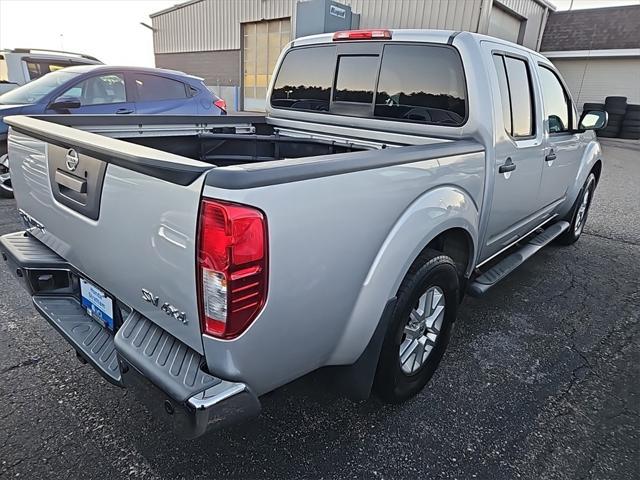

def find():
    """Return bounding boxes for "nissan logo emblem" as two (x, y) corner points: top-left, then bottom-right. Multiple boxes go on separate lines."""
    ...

(65, 148), (79, 171)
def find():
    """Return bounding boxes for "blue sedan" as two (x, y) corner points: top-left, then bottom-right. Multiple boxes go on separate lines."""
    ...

(0, 65), (226, 197)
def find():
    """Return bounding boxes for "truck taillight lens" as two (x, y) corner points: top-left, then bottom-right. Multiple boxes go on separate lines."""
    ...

(197, 199), (267, 339)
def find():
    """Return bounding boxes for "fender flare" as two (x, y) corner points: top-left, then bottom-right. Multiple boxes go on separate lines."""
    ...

(327, 185), (479, 397)
(559, 138), (602, 219)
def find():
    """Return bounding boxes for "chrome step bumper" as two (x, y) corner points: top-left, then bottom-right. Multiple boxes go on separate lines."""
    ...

(116, 314), (260, 439)
(0, 231), (260, 439)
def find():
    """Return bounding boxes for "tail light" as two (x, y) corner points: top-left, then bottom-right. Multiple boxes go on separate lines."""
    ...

(197, 199), (267, 339)
(214, 98), (227, 112)
(333, 29), (392, 41)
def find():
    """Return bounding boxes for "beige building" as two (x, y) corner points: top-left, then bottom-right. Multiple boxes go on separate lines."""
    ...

(540, 5), (640, 108)
(150, 0), (555, 111)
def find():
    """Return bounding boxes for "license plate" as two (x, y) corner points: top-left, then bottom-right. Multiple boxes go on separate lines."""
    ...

(80, 278), (114, 331)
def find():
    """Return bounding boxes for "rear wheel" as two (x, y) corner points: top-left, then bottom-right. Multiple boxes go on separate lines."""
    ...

(0, 154), (13, 199)
(556, 173), (596, 245)
(374, 250), (459, 403)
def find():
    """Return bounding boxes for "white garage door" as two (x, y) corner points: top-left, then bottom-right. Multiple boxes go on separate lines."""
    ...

(552, 58), (640, 109)
(488, 6), (522, 44)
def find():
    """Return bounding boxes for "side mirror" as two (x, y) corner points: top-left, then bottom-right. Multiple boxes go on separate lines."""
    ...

(49, 97), (81, 111)
(578, 109), (608, 131)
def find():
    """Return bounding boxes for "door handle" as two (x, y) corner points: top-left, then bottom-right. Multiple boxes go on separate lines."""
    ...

(116, 108), (134, 114)
(498, 157), (516, 174)
(545, 150), (557, 162)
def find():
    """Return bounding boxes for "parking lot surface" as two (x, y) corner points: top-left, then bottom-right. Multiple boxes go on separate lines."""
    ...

(0, 140), (638, 480)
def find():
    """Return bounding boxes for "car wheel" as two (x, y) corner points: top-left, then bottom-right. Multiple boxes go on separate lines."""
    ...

(556, 173), (597, 245)
(0, 153), (14, 199)
(373, 249), (459, 403)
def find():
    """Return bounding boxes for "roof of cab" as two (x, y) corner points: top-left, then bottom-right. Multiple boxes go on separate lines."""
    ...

(291, 29), (458, 47)
(290, 28), (546, 61)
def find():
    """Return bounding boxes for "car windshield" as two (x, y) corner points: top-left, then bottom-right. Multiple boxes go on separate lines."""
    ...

(0, 69), (81, 105)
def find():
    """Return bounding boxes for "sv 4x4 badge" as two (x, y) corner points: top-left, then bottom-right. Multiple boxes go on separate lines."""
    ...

(141, 288), (187, 324)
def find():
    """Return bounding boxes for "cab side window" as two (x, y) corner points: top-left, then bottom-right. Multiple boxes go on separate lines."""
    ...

(492, 54), (535, 138)
(538, 66), (571, 134)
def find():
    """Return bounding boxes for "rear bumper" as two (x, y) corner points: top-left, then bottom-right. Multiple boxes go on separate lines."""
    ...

(0, 231), (260, 439)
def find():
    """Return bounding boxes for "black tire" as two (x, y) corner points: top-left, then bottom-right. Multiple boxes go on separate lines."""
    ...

(0, 154), (13, 199)
(605, 96), (627, 108)
(583, 102), (604, 111)
(626, 104), (640, 112)
(597, 128), (620, 138)
(624, 111), (640, 121)
(605, 108), (627, 116)
(619, 130), (640, 140)
(556, 173), (597, 245)
(373, 249), (459, 403)
(622, 120), (640, 128)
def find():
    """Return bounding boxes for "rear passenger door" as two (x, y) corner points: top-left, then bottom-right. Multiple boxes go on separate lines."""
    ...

(127, 72), (197, 114)
(536, 62), (582, 206)
(481, 43), (545, 259)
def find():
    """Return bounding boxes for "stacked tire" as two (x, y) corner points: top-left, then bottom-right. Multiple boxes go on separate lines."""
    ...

(620, 104), (640, 140)
(597, 96), (627, 138)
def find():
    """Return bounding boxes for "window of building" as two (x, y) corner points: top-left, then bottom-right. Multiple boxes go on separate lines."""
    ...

(538, 65), (571, 134)
(492, 54), (534, 137)
(270, 46), (335, 112)
(132, 73), (187, 102)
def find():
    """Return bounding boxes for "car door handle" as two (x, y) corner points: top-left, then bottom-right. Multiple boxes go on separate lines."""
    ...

(545, 150), (557, 162)
(498, 157), (516, 174)
(116, 108), (134, 114)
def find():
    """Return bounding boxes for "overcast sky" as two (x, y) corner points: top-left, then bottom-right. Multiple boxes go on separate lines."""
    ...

(0, 1), (176, 66)
(0, 0), (638, 67)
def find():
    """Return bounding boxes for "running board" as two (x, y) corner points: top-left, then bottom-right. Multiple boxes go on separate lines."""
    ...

(468, 221), (570, 297)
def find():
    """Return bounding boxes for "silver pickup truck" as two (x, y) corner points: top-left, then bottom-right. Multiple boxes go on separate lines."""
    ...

(1, 30), (607, 439)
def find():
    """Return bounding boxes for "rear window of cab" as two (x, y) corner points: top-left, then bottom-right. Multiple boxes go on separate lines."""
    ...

(270, 43), (467, 126)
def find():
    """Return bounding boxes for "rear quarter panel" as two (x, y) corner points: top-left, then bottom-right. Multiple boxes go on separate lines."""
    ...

(201, 149), (485, 394)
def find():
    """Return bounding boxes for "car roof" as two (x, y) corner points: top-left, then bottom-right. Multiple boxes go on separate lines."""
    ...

(61, 64), (204, 81)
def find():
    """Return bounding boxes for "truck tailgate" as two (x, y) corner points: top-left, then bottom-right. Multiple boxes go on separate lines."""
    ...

(6, 116), (211, 353)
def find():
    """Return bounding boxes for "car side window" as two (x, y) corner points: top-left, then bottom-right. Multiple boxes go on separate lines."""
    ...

(26, 61), (73, 81)
(538, 65), (571, 134)
(492, 53), (534, 138)
(132, 73), (188, 102)
(61, 73), (126, 106)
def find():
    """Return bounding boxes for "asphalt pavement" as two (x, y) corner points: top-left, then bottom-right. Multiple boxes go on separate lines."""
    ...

(0, 140), (638, 479)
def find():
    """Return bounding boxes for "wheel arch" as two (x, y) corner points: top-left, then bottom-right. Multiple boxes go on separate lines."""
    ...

(327, 185), (479, 372)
